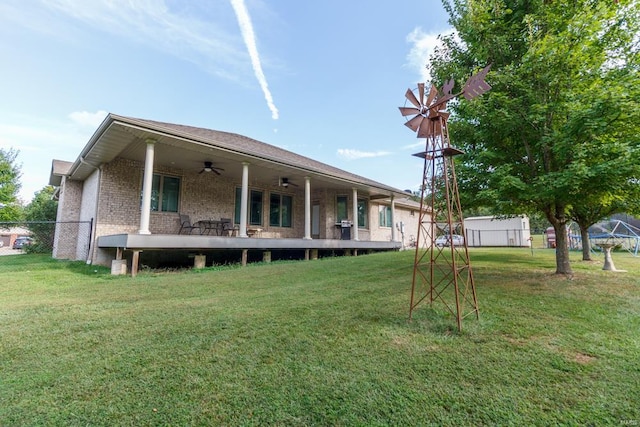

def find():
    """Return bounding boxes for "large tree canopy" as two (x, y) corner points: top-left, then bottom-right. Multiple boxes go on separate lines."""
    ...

(24, 186), (58, 222)
(23, 185), (58, 253)
(0, 148), (22, 222)
(430, 0), (640, 274)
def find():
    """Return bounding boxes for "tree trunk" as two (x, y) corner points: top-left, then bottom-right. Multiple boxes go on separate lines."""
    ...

(544, 204), (573, 275)
(580, 225), (592, 261)
(553, 222), (572, 275)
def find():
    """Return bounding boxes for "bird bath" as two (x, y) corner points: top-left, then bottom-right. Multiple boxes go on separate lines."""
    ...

(596, 243), (625, 272)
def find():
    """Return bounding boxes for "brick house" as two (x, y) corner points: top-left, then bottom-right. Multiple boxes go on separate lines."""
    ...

(49, 114), (422, 274)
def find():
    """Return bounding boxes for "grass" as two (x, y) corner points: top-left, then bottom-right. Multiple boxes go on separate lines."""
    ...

(0, 249), (638, 426)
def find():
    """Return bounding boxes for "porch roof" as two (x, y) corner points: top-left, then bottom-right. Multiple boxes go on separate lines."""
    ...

(51, 113), (412, 200)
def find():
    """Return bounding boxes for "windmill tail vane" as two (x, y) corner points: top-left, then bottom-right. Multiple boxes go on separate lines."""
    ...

(426, 64), (493, 110)
(461, 64), (492, 100)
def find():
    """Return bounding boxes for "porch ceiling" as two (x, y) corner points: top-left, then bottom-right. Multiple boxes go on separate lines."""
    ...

(65, 114), (411, 199)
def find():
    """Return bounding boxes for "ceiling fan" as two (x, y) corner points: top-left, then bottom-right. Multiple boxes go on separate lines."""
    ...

(278, 177), (298, 188)
(199, 161), (224, 175)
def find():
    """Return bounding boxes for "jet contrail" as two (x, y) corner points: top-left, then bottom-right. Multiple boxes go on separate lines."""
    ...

(229, 0), (279, 120)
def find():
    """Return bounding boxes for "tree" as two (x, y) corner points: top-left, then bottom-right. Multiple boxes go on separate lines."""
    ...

(565, 80), (640, 260)
(24, 185), (58, 222)
(430, 0), (640, 274)
(0, 148), (23, 222)
(568, 154), (640, 261)
(24, 186), (58, 253)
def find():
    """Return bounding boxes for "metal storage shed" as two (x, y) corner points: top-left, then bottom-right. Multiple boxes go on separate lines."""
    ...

(464, 215), (531, 247)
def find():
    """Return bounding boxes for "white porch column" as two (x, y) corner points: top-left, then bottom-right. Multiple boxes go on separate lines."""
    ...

(239, 162), (249, 238)
(352, 188), (359, 241)
(390, 195), (397, 241)
(304, 176), (312, 239)
(138, 139), (155, 235)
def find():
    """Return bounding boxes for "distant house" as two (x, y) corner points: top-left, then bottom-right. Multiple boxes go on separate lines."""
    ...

(464, 215), (531, 247)
(0, 226), (31, 249)
(49, 114), (422, 274)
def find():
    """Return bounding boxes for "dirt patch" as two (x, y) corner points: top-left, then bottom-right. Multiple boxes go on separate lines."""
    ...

(574, 352), (597, 364)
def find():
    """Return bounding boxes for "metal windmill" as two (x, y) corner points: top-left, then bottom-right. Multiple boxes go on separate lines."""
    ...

(399, 65), (491, 331)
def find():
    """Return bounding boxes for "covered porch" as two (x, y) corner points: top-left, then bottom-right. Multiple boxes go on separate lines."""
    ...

(51, 114), (420, 270)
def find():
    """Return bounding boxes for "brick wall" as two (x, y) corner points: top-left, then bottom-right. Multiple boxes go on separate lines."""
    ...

(52, 177), (82, 259)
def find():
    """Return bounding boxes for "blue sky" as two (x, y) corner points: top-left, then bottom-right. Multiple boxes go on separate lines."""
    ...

(0, 0), (453, 202)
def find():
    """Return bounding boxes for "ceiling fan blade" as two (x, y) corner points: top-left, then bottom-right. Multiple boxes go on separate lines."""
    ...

(211, 168), (221, 176)
(399, 107), (420, 117)
(279, 177), (298, 187)
(404, 114), (424, 132)
(405, 88), (421, 108)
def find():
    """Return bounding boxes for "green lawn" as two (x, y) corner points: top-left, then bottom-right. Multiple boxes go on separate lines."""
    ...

(1, 249), (638, 426)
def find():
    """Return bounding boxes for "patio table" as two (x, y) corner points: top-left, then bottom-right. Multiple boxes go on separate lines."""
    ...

(195, 220), (225, 235)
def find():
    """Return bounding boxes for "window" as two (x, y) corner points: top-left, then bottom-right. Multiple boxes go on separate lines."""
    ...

(336, 195), (348, 221)
(270, 193), (292, 227)
(336, 196), (367, 228)
(234, 187), (263, 225)
(357, 199), (368, 229)
(149, 174), (180, 212)
(379, 205), (392, 227)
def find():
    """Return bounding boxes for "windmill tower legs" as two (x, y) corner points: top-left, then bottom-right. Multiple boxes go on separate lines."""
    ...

(409, 116), (479, 331)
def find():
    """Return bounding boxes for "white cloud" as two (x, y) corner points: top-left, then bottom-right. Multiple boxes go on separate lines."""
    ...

(0, 120), (83, 151)
(402, 141), (426, 150)
(68, 110), (108, 128)
(229, 0), (279, 120)
(35, 0), (280, 119)
(336, 149), (392, 160)
(405, 27), (455, 82)
(38, 0), (249, 80)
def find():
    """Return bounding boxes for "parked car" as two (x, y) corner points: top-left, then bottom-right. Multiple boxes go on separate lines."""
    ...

(12, 236), (32, 249)
(435, 234), (465, 247)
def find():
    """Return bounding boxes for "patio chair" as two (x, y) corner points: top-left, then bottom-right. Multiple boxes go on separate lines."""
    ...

(179, 214), (199, 235)
(221, 218), (238, 236)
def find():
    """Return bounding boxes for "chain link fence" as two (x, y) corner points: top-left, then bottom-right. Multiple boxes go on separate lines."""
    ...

(0, 221), (92, 266)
